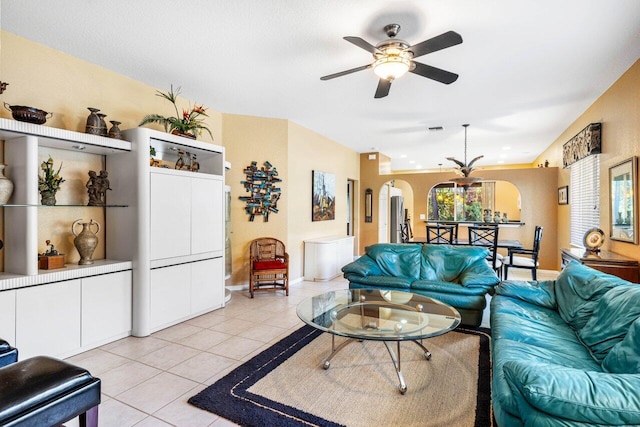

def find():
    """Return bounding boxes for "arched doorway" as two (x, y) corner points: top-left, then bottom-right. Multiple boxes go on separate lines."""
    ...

(378, 179), (414, 243)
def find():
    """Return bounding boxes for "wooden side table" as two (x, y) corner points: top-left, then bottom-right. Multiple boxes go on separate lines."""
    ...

(560, 248), (639, 283)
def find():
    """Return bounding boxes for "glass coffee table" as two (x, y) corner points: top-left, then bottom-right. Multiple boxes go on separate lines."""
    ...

(296, 288), (461, 394)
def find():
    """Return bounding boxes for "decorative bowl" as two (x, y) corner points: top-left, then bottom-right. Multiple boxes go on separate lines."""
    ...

(4, 102), (52, 125)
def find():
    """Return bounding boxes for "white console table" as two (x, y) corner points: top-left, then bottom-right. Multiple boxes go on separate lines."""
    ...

(304, 236), (355, 281)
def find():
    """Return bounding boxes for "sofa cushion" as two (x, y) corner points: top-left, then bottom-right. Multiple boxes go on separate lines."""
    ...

(347, 276), (412, 290)
(364, 243), (421, 279)
(494, 280), (557, 309)
(420, 244), (490, 283)
(503, 360), (640, 425)
(411, 280), (488, 296)
(555, 261), (628, 332)
(253, 259), (286, 270)
(490, 297), (599, 368)
(579, 284), (640, 365)
(603, 317), (640, 374)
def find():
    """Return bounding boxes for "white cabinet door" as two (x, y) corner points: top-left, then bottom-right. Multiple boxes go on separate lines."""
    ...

(191, 178), (223, 254)
(191, 258), (224, 314)
(0, 290), (16, 345)
(150, 173), (191, 260)
(16, 280), (81, 359)
(150, 264), (191, 329)
(81, 271), (132, 347)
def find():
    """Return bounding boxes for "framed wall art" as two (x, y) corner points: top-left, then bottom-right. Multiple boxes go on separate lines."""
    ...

(558, 186), (568, 205)
(609, 156), (637, 243)
(312, 170), (335, 221)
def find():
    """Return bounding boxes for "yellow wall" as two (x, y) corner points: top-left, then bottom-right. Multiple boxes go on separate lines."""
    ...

(1, 31), (361, 282)
(224, 115), (360, 285)
(287, 121), (360, 278)
(223, 114), (289, 284)
(0, 31), (219, 268)
(360, 152), (558, 269)
(495, 180), (521, 222)
(534, 59), (640, 261)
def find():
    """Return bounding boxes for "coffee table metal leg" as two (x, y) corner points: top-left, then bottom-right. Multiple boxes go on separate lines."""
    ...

(411, 339), (432, 360)
(383, 341), (407, 394)
(323, 334), (356, 369)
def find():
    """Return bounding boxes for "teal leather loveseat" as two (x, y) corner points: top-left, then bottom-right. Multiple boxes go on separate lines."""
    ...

(342, 243), (500, 326)
(491, 261), (640, 426)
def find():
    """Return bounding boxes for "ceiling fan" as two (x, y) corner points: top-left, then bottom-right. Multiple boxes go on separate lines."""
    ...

(320, 23), (462, 98)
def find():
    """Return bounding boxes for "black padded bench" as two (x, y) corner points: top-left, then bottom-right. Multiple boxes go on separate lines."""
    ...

(0, 356), (101, 427)
(0, 339), (18, 367)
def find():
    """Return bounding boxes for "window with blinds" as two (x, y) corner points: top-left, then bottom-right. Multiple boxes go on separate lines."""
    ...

(570, 154), (600, 247)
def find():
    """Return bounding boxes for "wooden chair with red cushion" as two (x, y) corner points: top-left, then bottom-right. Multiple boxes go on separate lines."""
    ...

(249, 237), (289, 298)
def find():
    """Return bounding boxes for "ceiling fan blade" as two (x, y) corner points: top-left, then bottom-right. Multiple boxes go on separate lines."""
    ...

(410, 61), (459, 84)
(344, 36), (382, 54)
(374, 78), (391, 98)
(407, 31), (463, 58)
(320, 64), (372, 80)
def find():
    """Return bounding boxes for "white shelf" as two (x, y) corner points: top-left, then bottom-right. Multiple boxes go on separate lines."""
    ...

(0, 259), (132, 291)
(0, 118), (131, 154)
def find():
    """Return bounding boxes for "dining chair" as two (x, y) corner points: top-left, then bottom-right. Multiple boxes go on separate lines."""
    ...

(400, 222), (410, 243)
(503, 226), (543, 280)
(468, 225), (502, 278)
(426, 224), (455, 244)
(437, 221), (459, 242)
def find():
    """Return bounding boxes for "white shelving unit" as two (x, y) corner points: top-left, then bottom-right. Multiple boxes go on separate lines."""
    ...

(0, 118), (133, 359)
(119, 128), (225, 336)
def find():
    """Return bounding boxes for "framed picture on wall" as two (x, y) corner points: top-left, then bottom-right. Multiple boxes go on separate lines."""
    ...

(312, 170), (335, 221)
(558, 186), (568, 205)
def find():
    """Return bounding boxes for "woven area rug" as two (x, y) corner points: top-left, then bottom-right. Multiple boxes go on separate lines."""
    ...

(189, 325), (491, 427)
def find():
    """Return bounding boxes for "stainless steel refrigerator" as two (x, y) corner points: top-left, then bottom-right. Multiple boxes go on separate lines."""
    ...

(390, 195), (404, 243)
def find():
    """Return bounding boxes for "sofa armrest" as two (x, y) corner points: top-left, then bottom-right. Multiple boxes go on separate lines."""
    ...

(494, 280), (557, 309)
(504, 360), (640, 425)
(341, 256), (382, 278)
(458, 260), (500, 289)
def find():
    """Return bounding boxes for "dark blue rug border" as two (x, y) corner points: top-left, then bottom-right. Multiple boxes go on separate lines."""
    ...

(188, 325), (492, 427)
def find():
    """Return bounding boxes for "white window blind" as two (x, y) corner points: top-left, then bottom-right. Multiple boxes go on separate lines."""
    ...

(570, 155), (600, 247)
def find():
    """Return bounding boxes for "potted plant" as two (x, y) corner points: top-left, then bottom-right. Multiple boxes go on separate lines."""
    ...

(139, 85), (213, 140)
(38, 156), (65, 205)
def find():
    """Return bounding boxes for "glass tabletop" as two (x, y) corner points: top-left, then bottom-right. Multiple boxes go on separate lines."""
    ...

(296, 289), (461, 341)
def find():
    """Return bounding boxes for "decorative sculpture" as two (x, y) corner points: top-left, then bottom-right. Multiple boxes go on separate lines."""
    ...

(86, 169), (112, 206)
(239, 161), (282, 222)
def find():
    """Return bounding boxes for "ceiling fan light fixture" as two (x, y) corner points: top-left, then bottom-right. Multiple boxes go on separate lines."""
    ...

(373, 55), (411, 80)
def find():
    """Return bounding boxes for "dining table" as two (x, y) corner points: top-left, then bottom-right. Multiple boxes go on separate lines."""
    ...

(409, 238), (523, 250)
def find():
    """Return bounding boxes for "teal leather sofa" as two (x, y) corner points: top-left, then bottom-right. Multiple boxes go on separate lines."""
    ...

(491, 261), (640, 426)
(342, 243), (500, 326)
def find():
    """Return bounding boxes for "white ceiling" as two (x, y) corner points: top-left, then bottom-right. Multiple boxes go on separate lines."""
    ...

(2, 1), (640, 172)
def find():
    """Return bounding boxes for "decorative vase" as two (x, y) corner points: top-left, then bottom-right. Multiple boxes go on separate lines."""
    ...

(171, 129), (196, 139)
(483, 209), (492, 223)
(493, 211), (501, 223)
(97, 113), (108, 136)
(40, 190), (57, 206)
(502, 212), (508, 223)
(108, 120), (122, 139)
(0, 164), (14, 205)
(72, 219), (100, 265)
(85, 107), (102, 135)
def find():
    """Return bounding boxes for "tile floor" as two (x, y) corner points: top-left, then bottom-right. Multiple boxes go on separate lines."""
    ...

(64, 269), (559, 427)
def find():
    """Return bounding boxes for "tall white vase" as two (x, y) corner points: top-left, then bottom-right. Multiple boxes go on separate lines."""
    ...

(0, 164), (14, 205)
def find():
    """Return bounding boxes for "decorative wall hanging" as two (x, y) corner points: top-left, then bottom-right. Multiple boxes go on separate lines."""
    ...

(562, 123), (602, 168)
(239, 161), (282, 222)
(365, 188), (373, 223)
(312, 170), (335, 221)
